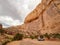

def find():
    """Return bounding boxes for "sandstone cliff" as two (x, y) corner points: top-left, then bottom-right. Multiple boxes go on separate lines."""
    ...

(24, 0), (60, 34)
(5, 0), (60, 36)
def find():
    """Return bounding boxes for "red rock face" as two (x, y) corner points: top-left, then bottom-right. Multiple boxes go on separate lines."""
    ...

(5, 0), (60, 35)
(23, 0), (60, 34)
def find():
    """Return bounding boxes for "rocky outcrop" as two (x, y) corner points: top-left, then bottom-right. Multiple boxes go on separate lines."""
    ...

(1, 1), (60, 45)
(5, 0), (60, 35)
(24, 0), (60, 34)
(24, 3), (43, 23)
(24, 0), (52, 23)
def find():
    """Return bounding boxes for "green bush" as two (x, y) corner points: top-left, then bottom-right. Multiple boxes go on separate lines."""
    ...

(53, 33), (60, 39)
(12, 33), (23, 41)
(44, 33), (50, 39)
(29, 35), (38, 39)
(29, 35), (35, 39)
(44, 33), (60, 39)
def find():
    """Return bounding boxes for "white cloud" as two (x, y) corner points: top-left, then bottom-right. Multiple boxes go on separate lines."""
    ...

(8, 0), (41, 20)
(0, 0), (41, 28)
(0, 16), (23, 28)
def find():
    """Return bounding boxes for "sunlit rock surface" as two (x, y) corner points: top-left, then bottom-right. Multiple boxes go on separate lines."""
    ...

(24, 0), (60, 34)
(5, 0), (60, 35)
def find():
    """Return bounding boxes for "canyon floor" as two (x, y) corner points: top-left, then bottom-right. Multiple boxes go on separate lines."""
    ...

(7, 39), (60, 45)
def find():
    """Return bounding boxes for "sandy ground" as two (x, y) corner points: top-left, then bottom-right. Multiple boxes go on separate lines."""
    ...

(7, 39), (60, 45)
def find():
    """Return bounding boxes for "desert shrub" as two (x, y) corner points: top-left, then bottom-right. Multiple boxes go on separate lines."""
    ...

(0, 29), (4, 34)
(40, 35), (44, 39)
(29, 35), (35, 39)
(30, 35), (39, 39)
(53, 33), (60, 39)
(34, 35), (39, 39)
(44, 33), (50, 39)
(12, 33), (23, 41)
(44, 33), (60, 39)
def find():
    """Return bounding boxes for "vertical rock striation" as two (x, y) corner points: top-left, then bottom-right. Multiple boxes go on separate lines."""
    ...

(23, 0), (60, 34)
(5, 0), (60, 36)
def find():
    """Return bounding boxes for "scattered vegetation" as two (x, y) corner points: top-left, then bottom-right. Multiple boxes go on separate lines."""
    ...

(44, 33), (50, 39)
(12, 33), (23, 41)
(29, 35), (35, 39)
(52, 33), (60, 39)
(0, 29), (4, 35)
(43, 33), (60, 40)
(0, 30), (60, 45)
(29, 35), (38, 39)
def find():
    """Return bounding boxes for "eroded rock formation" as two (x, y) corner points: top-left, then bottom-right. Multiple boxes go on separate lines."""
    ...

(5, 0), (60, 36)
(24, 0), (60, 34)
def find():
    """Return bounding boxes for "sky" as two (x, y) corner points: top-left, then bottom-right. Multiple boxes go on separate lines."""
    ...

(0, 0), (41, 28)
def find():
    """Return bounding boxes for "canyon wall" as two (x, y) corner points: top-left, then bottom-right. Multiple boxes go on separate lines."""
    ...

(23, 0), (60, 34)
(5, 0), (60, 36)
